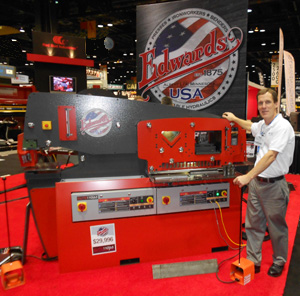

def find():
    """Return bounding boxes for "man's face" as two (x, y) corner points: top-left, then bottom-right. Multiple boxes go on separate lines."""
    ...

(257, 92), (278, 124)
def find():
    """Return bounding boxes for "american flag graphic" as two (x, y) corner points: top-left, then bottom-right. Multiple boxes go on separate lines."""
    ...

(97, 227), (109, 236)
(141, 9), (241, 108)
(80, 109), (112, 137)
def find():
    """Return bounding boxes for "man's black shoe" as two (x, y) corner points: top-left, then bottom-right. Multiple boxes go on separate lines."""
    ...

(267, 263), (284, 277)
(255, 265), (260, 274)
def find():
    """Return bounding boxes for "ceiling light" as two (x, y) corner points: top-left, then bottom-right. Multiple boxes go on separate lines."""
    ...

(254, 27), (259, 32)
(20, 28), (25, 33)
(11, 39), (17, 42)
(247, 9), (252, 13)
(98, 24), (104, 28)
(248, 30), (254, 33)
(123, 53), (127, 56)
(259, 29), (265, 32)
(261, 43), (266, 46)
(107, 23), (113, 27)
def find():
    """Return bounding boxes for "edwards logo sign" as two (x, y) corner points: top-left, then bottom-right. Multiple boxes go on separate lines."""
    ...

(138, 8), (243, 110)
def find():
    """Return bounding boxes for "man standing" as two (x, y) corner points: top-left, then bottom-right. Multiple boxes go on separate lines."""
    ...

(222, 88), (295, 277)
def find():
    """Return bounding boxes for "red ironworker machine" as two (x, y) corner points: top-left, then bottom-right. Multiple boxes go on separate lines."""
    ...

(21, 92), (247, 273)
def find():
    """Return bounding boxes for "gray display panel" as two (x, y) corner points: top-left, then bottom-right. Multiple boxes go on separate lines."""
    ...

(71, 188), (156, 222)
(156, 183), (230, 214)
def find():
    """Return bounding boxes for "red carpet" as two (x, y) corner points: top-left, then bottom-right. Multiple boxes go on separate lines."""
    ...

(0, 174), (299, 295)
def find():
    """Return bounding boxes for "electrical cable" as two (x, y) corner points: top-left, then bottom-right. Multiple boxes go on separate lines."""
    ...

(210, 200), (240, 251)
(215, 247), (245, 284)
(26, 253), (58, 262)
(213, 186), (248, 283)
(0, 196), (29, 205)
(214, 200), (246, 247)
(0, 184), (27, 195)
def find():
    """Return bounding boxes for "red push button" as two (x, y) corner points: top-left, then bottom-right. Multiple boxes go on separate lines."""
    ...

(221, 190), (228, 197)
(162, 196), (170, 205)
(77, 202), (87, 212)
(147, 196), (154, 203)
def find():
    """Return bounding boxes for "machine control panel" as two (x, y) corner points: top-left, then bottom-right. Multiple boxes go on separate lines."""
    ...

(71, 183), (230, 222)
(71, 188), (156, 222)
(98, 195), (154, 213)
(157, 182), (230, 214)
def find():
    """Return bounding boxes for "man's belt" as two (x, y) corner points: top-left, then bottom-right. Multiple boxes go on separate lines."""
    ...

(256, 175), (284, 183)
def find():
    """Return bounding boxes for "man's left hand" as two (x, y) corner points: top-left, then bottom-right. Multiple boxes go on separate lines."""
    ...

(233, 175), (251, 188)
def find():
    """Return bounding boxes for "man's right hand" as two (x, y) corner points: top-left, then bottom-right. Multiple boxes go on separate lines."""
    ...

(222, 112), (236, 122)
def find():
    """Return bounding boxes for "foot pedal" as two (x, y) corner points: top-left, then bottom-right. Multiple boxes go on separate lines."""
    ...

(230, 257), (254, 285)
(1, 260), (25, 290)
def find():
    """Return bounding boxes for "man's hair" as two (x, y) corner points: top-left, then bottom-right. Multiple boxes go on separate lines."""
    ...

(257, 88), (278, 103)
(161, 96), (173, 105)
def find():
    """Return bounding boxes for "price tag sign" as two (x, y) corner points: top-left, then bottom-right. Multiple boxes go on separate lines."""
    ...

(90, 224), (117, 255)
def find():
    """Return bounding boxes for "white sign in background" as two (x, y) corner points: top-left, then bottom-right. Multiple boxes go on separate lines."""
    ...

(284, 50), (296, 116)
(278, 28), (284, 102)
(11, 74), (29, 84)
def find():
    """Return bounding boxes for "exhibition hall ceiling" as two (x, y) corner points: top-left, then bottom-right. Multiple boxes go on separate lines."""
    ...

(0, 0), (300, 87)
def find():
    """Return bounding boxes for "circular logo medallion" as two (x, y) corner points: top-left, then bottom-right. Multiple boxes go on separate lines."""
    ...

(142, 8), (242, 110)
(80, 108), (112, 137)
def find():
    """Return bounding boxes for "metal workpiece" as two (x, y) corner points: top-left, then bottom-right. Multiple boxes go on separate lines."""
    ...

(150, 168), (234, 184)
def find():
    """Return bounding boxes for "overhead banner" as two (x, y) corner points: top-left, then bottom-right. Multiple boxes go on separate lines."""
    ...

(32, 31), (86, 59)
(137, 0), (248, 117)
(284, 50), (296, 116)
